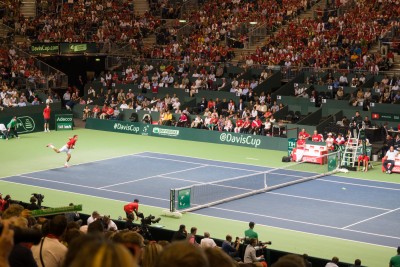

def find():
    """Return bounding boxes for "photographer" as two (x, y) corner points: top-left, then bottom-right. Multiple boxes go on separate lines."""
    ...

(244, 238), (267, 267)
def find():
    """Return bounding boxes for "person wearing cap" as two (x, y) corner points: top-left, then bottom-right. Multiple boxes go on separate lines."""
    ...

(244, 221), (258, 243)
(46, 135), (79, 167)
(389, 246), (400, 267)
(325, 133), (335, 150)
(124, 199), (140, 219)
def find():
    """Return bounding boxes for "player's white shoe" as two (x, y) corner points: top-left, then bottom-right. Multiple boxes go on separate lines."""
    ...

(64, 163), (69, 168)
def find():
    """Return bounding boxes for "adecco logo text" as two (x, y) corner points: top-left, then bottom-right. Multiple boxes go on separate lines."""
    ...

(56, 117), (73, 122)
(16, 116), (36, 133)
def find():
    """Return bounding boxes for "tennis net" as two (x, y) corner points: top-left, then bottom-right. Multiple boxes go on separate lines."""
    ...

(169, 151), (341, 213)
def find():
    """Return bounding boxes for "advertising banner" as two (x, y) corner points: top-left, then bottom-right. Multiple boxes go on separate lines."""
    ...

(55, 114), (73, 131)
(59, 43), (98, 54)
(30, 43), (59, 55)
(85, 118), (288, 151)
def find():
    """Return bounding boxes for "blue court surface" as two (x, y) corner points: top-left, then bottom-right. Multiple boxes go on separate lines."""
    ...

(2, 152), (400, 247)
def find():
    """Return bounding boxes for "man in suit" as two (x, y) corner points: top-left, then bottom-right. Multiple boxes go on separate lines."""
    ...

(237, 98), (246, 113)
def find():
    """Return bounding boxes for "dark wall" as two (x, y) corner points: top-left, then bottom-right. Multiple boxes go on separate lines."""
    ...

(37, 55), (106, 87)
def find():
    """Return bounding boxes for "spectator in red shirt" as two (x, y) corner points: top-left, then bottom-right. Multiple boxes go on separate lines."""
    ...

(311, 130), (324, 142)
(92, 105), (101, 118)
(298, 128), (310, 140)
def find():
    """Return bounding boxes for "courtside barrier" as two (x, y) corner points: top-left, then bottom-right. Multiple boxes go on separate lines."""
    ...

(85, 118), (289, 151)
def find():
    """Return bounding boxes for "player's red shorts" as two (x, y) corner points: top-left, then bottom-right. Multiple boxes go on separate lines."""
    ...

(358, 155), (369, 161)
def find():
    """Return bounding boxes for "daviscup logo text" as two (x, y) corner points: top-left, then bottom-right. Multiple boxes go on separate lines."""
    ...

(113, 123), (140, 133)
(219, 133), (262, 148)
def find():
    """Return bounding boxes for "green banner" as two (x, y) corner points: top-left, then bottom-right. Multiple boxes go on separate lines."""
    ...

(177, 189), (191, 210)
(85, 118), (289, 151)
(31, 43), (59, 54)
(55, 114), (73, 131)
(31, 205), (82, 217)
(287, 138), (297, 157)
(328, 153), (337, 172)
(60, 43), (98, 54)
(371, 112), (400, 122)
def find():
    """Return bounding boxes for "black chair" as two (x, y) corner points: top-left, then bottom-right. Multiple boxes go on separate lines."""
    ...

(129, 113), (138, 122)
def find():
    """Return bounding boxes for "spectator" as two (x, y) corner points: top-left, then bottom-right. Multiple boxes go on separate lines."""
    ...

(66, 236), (137, 267)
(383, 146), (399, 174)
(113, 230), (145, 266)
(350, 259), (361, 267)
(187, 227), (199, 246)
(172, 224), (187, 241)
(325, 257), (339, 267)
(200, 232), (217, 248)
(31, 215), (68, 267)
(221, 235), (241, 262)
(102, 215), (118, 231)
(154, 241), (209, 267)
(142, 242), (163, 267)
(87, 211), (101, 225)
(243, 238), (266, 267)
(204, 247), (238, 267)
(311, 130), (324, 142)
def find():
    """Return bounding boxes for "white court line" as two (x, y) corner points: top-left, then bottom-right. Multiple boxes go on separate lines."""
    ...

(143, 151), (400, 187)
(342, 207), (400, 229)
(2, 152), (147, 179)
(159, 175), (254, 192)
(209, 206), (400, 240)
(135, 154), (264, 173)
(268, 192), (390, 211)
(98, 165), (208, 189)
(18, 175), (169, 202)
(0, 178), (396, 249)
(193, 210), (396, 249)
(319, 178), (400, 191)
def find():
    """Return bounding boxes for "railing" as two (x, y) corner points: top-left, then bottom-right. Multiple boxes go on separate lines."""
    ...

(13, 46), (68, 90)
(176, 22), (194, 42)
(179, 0), (198, 19)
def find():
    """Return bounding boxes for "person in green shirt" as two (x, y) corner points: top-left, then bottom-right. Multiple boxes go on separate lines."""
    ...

(389, 247), (400, 267)
(6, 116), (19, 140)
(244, 221), (258, 243)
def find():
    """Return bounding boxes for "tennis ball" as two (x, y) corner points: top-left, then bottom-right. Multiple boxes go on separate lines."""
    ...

(342, 187), (346, 190)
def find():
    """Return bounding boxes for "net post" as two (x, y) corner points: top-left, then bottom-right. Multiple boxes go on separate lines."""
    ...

(170, 189), (175, 212)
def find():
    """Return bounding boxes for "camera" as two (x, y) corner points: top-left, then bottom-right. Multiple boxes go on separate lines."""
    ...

(32, 193), (45, 207)
(134, 211), (161, 240)
(259, 241), (272, 246)
(0, 224), (42, 244)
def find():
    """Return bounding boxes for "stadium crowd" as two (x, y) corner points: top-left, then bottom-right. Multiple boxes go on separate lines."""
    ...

(0, 194), (368, 267)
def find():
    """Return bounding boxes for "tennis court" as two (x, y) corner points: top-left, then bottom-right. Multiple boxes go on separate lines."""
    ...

(3, 151), (400, 248)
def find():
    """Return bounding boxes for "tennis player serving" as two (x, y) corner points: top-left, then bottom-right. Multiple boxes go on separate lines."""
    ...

(46, 135), (78, 167)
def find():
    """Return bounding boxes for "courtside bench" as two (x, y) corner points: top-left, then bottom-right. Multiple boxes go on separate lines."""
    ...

(292, 144), (328, 164)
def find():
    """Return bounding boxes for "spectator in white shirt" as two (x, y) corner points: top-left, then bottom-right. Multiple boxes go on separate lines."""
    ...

(383, 146), (399, 174)
(200, 232), (217, 248)
(87, 211), (101, 225)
